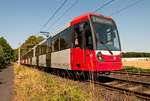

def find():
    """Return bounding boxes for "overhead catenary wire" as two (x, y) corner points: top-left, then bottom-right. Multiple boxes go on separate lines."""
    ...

(93, 0), (116, 12)
(110, 0), (145, 16)
(40, 0), (68, 31)
(39, 0), (115, 36)
(46, 0), (79, 31)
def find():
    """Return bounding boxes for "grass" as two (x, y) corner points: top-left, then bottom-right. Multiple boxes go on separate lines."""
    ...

(13, 63), (89, 101)
(123, 66), (150, 72)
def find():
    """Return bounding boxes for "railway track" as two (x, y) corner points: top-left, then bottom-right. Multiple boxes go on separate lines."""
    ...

(110, 71), (150, 76)
(28, 65), (150, 99)
(86, 76), (150, 100)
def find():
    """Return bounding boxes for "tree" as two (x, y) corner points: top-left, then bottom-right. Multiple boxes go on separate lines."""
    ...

(0, 45), (5, 68)
(0, 37), (14, 68)
(13, 48), (18, 61)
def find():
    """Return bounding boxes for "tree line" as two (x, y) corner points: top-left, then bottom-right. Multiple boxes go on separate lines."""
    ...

(122, 52), (150, 58)
(13, 35), (44, 61)
(0, 35), (44, 68)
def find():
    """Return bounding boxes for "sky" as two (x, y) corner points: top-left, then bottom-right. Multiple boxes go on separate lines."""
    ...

(0, 0), (150, 52)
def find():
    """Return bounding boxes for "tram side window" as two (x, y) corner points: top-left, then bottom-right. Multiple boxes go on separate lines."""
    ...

(35, 46), (39, 56)
(52, 34), (59, 52)
(54, 39), (59, 51)
(31, 50), (33, 57)
(39, 45), (42, 55)
(41, 41), (47, 55)
(47, 37), (52, 53)
(52, 41), (54, 52)
(29, 50), (33, 58)
(60, 27), (72, 50)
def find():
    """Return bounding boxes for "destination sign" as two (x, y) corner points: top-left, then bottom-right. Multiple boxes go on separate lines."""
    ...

(92, 16), (113, 25)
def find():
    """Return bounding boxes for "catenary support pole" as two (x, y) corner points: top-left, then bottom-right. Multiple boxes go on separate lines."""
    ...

(18, 43), (21, 65)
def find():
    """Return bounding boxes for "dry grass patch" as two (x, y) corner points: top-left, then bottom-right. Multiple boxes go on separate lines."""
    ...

(123, 61), (150, 69)
(13, 63), (89, 101)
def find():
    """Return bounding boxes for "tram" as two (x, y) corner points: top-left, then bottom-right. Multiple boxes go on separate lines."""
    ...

(21, 12), (122, 75)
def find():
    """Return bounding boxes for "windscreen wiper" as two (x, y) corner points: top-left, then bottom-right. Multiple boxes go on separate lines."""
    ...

(100, 41), (113, 55)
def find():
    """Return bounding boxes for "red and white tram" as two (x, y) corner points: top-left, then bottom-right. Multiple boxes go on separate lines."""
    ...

(21, 12), (122, 75)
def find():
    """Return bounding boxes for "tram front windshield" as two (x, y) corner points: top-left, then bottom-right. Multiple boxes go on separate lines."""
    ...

(91, 15), (121, 51)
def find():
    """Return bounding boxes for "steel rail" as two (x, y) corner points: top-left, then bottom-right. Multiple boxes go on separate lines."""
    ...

(86, 77), (150, 100)
(111, 71), (150, 76)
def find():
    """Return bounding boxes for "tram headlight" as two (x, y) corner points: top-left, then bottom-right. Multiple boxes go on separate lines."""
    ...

(96, 52), (104, 62)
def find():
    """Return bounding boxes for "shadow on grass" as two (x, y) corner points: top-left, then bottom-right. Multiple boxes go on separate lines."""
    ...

(25, 64), (115, 84)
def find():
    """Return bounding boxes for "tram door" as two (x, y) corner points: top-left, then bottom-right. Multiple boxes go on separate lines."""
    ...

(36, 46), (39, 67)
(46, 38), (51, 67)
(71, 22), (85, 70)
(84, 21), (94, 71)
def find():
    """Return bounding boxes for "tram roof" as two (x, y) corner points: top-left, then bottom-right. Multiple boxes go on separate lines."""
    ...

(70, 12), (113, 26)
(23, 12), (114, 56)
